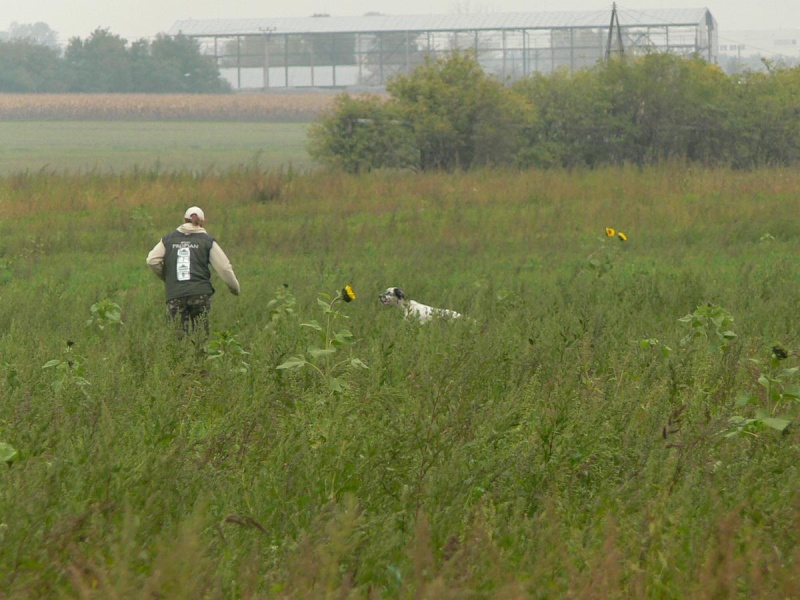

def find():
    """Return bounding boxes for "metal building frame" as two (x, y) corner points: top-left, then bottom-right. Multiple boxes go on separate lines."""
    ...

(169, 8), (717, 90)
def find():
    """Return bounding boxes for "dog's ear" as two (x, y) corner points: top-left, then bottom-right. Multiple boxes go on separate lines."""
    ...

(394, 288), (405, 299)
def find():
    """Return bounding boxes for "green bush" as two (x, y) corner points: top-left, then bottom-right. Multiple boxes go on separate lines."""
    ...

(387, 51), (531, 170)
(311, 52), (800, 171)
(308, 93), (416, 173)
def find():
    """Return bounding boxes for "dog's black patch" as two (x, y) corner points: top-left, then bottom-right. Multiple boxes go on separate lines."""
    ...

(394, 288), (405, 299)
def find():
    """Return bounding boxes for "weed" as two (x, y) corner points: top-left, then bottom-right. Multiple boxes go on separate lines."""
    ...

(42, 340), (91, 399)
(206, 329), (251, 374)
(86, 299), (124, 330)
(277, 285), (367, 394)
(679, 303), (737, 351)
(264, 283), (297, 333)
(0, 441), (17, 464)
(1, 361), (18, 391)
(726, 347), (798, 437)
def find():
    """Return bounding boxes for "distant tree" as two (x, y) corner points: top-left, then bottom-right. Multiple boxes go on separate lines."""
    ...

(307, 33), (357, 67)
(515, 53), (733, 168)
(8, 22), (59, 49)
(596, 54), (731, 166)
(147, 34), (230, 93)
(308, 93), (416, 172)
(513, 68), (607, 168)
(61, 29), (229, 93)
(0, 39), (66, 92)
(220, 37), (276, 69)
(360, 32), (427, 86)
(309, 51), (530, 171)
(128, 39), (159, 91)
(387, 51), (530, 170)
(723, 65), (800, 167)
(63, 28), (133, 92)
(222, 33), (356, 73)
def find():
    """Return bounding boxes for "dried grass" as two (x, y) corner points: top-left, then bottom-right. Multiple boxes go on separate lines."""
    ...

(0, 92), (340, 122)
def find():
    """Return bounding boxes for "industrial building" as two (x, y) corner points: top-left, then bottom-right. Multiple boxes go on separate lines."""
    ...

(168, 7), (718, 91)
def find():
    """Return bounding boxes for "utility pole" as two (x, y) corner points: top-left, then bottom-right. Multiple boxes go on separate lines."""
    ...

(605, 2), (625, 61)
(259, 27), (276, 90)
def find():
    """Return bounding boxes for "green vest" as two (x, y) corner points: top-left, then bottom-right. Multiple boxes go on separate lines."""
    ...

(162, 230), (215, 301)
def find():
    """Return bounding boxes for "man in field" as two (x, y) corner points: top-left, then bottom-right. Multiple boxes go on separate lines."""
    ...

(146, 206), (240, 335)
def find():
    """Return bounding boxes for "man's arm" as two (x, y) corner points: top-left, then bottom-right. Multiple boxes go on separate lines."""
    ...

(146, 241), (166, 280)
(210, 243), (241, 295)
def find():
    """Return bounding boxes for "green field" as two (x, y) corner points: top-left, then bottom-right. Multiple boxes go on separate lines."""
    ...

(1, 165), (800, 598)
(0, 121), (312, 174)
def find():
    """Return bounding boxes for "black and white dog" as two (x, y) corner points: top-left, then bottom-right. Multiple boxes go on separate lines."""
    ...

(379, 287), (462, 323)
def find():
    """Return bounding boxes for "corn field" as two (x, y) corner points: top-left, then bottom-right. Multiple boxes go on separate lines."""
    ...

(0, 93), (340, 122)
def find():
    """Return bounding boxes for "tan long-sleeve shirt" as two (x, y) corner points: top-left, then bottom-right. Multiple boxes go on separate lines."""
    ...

(146, 223), (240, 296)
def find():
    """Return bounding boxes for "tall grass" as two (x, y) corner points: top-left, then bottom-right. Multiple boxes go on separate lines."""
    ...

(0, 165), (799, 598)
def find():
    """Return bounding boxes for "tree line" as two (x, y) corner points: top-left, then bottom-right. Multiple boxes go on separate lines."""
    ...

(0, 29), (229, 93)
(309, 52), (800, 171)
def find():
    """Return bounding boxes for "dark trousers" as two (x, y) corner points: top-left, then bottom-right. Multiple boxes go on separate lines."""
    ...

(166, 294), (212, 335)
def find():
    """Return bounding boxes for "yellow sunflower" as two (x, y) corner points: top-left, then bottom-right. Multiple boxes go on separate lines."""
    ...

(617, 232), (628, 242)
(342, 285), (356, 302)
(605, 227), (615, 237)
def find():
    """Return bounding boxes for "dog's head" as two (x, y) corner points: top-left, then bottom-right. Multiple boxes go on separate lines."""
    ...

(379, 287), (406, 307)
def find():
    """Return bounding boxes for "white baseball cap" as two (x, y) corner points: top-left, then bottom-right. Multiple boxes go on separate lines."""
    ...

(184, 206), (205, 222)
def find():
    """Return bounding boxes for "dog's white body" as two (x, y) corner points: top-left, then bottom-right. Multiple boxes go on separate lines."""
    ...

(379, 287), (462, 323)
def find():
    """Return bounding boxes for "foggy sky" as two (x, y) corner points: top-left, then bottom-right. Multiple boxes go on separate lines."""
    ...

(4, 0), (798, 45)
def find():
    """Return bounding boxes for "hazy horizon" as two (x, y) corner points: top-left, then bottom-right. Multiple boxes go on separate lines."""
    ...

(3, 0), (798, 46)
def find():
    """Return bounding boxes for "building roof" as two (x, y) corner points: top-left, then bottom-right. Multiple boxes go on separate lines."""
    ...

(168, 8), (713, 37)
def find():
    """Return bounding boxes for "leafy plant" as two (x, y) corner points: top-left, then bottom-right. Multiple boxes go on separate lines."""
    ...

(129, 205), (154, 231)
(725, 410), (791, 438)
(264, 284), (297, 333)
(726, 346), (797, 437)
(1, 361), (18, 390)
(587, 248), (613, 277)
(86, 299), (124, 330)
(276, 285), (367, 394)
(678, 303), (737, 351)
(42, 341), (91, 398)
(0, 258), (12, 286)
(639, 336), (673, 358)
(0, 437), (17, 464)
(587, 227), (628, 276)
(207, 329), (251, 374)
